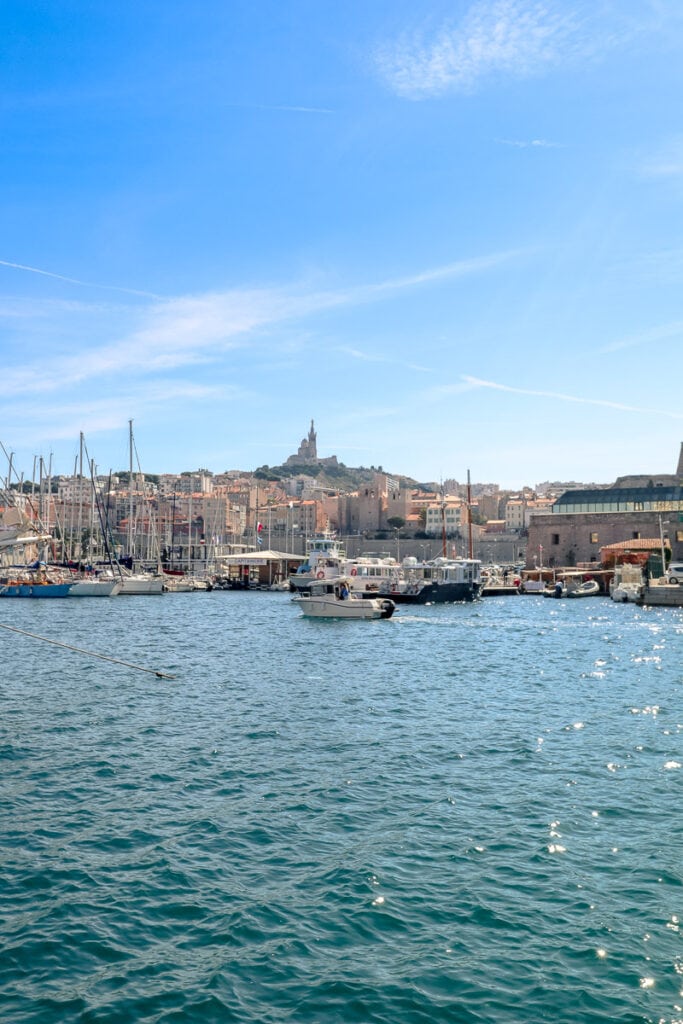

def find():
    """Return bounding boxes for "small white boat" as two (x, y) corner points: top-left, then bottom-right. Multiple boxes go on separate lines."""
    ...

(610, 565), (644, 604)
(161, 575), (211, 592)
(543, 581), (567, 598)
(565, 579), (601, 598)
(292, 578), (395, 619)
(163, 576), (195, 592)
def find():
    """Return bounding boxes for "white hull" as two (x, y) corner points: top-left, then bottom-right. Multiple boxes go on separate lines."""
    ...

(520, 578), (546, 593)
(118, 575), (165, 595)
(69, 578), (122, 597)
(566, 580), (601, 598)
(293, 593), (394, 618)
(610, 585), (643, 603)
(610, 566), (644, 604)
(163, 575), (212, 591)
(290, 573), (395, 618)
(163, 578), (195, 592)
(292, 577), (394, 618)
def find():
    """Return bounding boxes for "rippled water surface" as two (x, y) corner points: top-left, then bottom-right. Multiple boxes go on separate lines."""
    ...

(1, 592), (682, 1023)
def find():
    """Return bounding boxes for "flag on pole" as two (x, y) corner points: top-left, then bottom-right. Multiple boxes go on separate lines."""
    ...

(257, 522), (263, 532)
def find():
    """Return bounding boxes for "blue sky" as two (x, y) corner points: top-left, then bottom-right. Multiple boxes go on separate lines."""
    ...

(2, 0), (683, 488)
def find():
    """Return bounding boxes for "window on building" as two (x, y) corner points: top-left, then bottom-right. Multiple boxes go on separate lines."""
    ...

(590, 532), (598, 544)
(632, 531), (640, 540)
(552, 533), (560, 545)
(677, 530), (683, 543)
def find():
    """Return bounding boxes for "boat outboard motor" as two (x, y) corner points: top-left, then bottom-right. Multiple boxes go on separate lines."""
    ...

(554, 582), (564, 598)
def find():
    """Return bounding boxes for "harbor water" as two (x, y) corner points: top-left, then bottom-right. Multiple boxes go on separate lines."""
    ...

(1, 593), (682, 1023)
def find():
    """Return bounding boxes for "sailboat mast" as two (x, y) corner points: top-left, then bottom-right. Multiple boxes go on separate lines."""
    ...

(128, 419), (134, 562)
(88, 459), (96, 562)
(467, 469), (473, 560)
(188, 492), (193, 573)
(77, 433), (84, 563)
(46, 455), (53, 542)
(171, 492), (177, 570)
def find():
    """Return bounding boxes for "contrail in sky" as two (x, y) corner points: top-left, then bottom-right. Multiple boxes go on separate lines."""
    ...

(462, 375), (683, 419)
(0, 259), (161, 299)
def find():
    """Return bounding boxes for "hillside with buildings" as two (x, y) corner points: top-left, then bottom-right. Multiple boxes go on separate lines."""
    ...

(2, 422), (682, 573)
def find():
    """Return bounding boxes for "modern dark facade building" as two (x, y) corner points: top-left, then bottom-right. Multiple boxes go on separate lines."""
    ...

(526, 448), (683, 568)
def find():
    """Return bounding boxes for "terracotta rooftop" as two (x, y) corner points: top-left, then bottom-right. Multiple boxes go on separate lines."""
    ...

(600, 538), (666, 551)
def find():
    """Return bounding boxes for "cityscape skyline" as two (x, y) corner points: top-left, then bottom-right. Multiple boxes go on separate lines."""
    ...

(5, 420), (680, 498)
(2, 1), (683, 488)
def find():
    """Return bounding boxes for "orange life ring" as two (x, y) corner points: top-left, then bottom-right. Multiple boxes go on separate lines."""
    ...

(316, 571), (325, 579)
(350, 568), (357, 576)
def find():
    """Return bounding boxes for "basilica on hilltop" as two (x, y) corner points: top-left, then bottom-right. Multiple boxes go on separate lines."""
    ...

(285, 420), (338, 468)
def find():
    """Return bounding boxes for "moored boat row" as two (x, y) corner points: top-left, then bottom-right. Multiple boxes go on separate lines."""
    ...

(289, 533), (483, 604)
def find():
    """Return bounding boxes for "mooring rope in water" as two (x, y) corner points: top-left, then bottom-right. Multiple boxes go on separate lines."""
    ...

(0, 622), (175, 679)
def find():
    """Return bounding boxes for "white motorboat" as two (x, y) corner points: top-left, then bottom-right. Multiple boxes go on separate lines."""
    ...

(292, 578), (395, 619)
(610, 565), (644, 604)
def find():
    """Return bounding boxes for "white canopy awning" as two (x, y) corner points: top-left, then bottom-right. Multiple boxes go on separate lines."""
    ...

(219, 549), (305, 565)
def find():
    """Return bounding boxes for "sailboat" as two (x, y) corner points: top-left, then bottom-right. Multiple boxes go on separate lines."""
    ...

(0, 475), (73, 597)
(115, 421), (164, 595)
(61, 435), (122, 596)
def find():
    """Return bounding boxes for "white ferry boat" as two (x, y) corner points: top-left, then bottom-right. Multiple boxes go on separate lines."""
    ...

(289, 533), (347, 591)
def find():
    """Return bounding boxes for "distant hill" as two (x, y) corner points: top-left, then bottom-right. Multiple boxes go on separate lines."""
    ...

(253, 462), (428, 493)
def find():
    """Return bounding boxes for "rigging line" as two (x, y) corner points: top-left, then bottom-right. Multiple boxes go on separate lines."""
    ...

(0, 622), (176, 679)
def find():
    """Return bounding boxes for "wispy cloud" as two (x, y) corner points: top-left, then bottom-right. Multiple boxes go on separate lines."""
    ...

(353, 249), (523, 297)
(453, 374), (683, 418)
(600, 320), (683, 353)
(495, 137), (565, 148)
(3, 250), (519, 397)
(336, 345), (432, 372)
(639, 136), (683, 178)
(373, 0), (668, 99)
(224, 102), (334, 115)
(255, 104), (334, 115)
(375, 1), (584, 98)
